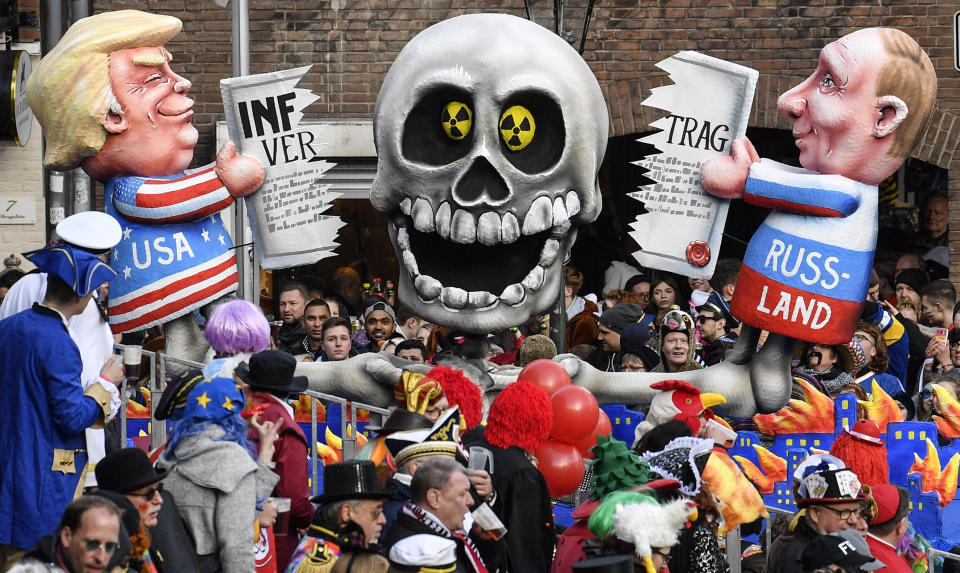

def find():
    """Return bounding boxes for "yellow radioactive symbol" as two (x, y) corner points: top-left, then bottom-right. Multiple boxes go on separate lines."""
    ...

(441, 101), (472, 140)
(499, 105), (535, 151)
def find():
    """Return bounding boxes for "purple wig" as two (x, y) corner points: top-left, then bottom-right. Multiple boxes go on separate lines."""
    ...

(203, 299), (270, 355)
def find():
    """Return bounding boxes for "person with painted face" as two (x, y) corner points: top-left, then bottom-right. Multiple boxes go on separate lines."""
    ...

(793, 341), (858, 396)
(95, 448), (199, 572)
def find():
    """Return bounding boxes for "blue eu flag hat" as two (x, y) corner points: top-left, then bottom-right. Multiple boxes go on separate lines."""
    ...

(24, 244), (117, 297)
(183, 377), (244, 422)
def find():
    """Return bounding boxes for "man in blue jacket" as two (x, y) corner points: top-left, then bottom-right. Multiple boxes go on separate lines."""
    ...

(0, 245), (123, 567)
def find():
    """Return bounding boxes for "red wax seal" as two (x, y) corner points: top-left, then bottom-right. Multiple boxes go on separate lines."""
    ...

(686, 241), (710, 267)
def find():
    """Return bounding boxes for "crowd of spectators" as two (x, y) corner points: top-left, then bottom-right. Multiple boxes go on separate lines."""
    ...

(2, 225), (959, 573)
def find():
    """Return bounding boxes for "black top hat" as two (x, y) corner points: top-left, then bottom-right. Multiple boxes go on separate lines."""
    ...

(571, 555), (634, 573)
(95, 448), (166, 493)
(365, 407), (434, 435)
(309, 460), (395, 504)
(236, 350), (308, 395)
(155, 368), (205, 421)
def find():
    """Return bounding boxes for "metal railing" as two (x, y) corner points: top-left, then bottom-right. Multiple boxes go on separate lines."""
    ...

(759, 505), (960, 572)
(114, 345), (389, 497)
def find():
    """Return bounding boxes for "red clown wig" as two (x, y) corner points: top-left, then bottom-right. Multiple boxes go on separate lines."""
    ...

(829, 420), (889, 486)
(485, 381), (552, 452)
(426, 365), (483, 430)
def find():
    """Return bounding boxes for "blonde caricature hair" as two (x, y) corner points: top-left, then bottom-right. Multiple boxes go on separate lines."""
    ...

(26, 10), (181, 170)
(875, 28), (937, 161)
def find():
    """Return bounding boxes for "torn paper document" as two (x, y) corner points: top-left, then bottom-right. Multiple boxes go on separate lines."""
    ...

(221, 66), (345, 270)
(629, 51), (758, 278)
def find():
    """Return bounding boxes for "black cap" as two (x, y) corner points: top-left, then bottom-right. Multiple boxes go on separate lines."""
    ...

(801, 530), (884, 571)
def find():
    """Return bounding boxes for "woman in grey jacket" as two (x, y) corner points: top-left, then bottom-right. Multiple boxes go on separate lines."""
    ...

(158, 376), (280, 572)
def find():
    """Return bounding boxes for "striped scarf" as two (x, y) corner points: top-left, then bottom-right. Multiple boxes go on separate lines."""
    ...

(400, 502), (488, 573)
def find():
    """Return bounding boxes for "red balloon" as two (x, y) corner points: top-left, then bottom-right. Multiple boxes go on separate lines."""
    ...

(535, 439), (585, 497)
(573, 410), (613, 457)
(518, 359), (571, 397)
(550, 385), (600, 444)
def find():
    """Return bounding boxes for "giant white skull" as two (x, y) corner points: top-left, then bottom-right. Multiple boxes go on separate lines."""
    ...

(371, 13), (608, 333)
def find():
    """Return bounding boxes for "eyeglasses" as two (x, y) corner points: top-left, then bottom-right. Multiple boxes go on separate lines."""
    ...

(654, 548), (672, 564)
(127, 482), (163, 500)
(853, 333), (875, 346)
(696, 315), (718, 324)
(818, 505), (865, 521)
(84, 539), (118, 554)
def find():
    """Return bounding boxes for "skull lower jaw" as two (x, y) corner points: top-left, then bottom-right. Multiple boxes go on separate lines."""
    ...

(388, 215), (576, 333)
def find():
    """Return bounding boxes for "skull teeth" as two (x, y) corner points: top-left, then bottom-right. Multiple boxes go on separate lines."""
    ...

(521, 196), (553, 235)
(395, 192), (576, 246)
(450, 209), (476, 244)
(393, 191), (577, 310)
(502, 212), (520, 244)
(435, 202), (452, 240)
(477, 212), (501, 246)
(397, 222), (564, 310)
(412, 198), (435, 233)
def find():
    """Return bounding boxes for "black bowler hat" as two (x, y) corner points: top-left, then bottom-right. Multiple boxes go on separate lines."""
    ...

(236, 350), (308, 394)
(95, 448), (166, 493)
(365, 407), (433, 435)
(571, 555), (634, 573)
(310, 460), (394, 504)
(154, 368), (205, 421)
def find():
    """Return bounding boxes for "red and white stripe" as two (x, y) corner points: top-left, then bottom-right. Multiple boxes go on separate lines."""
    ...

(108, 252), (237, 333)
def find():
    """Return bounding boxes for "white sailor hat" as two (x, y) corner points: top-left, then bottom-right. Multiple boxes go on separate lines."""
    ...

(388, 534), (457, 572)
(56, 211), (122, 253)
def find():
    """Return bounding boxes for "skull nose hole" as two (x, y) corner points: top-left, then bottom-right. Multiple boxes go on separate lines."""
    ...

(452, 156), (511, 207)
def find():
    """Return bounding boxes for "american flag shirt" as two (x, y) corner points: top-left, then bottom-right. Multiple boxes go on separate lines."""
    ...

(105, 166), (238, 333)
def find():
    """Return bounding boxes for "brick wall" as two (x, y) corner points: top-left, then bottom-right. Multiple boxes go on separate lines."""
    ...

(78, 0), (960, 285)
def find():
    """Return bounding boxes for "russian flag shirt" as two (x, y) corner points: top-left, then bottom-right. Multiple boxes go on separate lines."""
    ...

(733, 159), (877, 344)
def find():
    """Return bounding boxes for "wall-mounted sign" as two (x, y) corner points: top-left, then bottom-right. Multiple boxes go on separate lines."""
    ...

(0, 197), (36, 224)
(0, 51), (32, 146)
(955, 11), (960, 72)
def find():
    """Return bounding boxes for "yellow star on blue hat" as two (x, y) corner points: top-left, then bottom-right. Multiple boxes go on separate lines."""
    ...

(195, 391), (212, 409)
(223, 397), (236, 411)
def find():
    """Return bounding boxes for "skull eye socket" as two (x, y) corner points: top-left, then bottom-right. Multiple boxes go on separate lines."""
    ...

(402, 86), (474, 166)
(498, 92), (564, 174)
(442, 101), (473, 141)
(499, 105), (535, 151)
